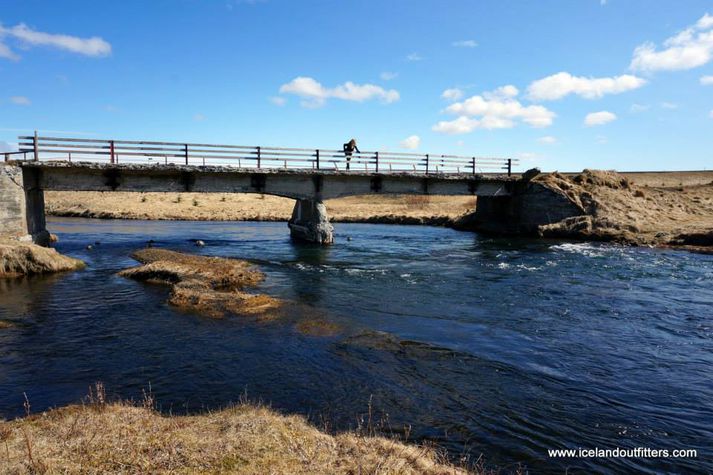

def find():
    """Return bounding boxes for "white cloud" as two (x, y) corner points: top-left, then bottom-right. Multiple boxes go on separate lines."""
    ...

(193, 113), (206, 121)
(700, 75), (713, 85)
(279, 76), (399, 108)
(660, 102), (678, 110)
(596, 135), (608, 144)
(9, 96), (30, 105)
(406, 52), (423, 62)
(709, 109), (713, 118)
(433, 116), (483, 135)
(484, 85), (519, 99)
(585, 111), (617, 126)
(456, 140), (465, 147)
(527, 72), (646, 101)
(630, 13), (713, 72)
(399, 135), (421, 150)
(537, 136), (557, 144)
(630, 103), (650, 113)
(452, 40), (477, 48)
(269, 96), (286, 106)
(0, 23), (111, 60)
(441, 88), (464, 101)
(433, 85), (555, 134)
(380, 71), (398, 81)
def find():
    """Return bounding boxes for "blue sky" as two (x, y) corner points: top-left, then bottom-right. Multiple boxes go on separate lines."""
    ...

(1, 0), (712, 171)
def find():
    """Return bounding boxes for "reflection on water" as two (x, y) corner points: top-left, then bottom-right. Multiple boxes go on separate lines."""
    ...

(1, 217), (712, 474)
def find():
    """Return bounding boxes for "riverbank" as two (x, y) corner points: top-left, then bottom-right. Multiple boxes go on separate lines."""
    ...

(0, 389), (467, 474)
(45, 192), (475, 225)
(534, 170), (713, 247)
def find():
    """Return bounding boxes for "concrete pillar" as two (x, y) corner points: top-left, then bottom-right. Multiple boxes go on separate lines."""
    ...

(288, 198), (334, 244)
(0, 164), (49, 245)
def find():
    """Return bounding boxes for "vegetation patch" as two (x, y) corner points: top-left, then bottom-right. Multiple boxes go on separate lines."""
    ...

(119, 249), (281, 318)
(0, 240), (84, 278)
(0, 384), (467, 474)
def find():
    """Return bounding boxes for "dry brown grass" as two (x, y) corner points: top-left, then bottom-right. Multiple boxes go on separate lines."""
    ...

(119, 249), (281, 319)
(535, 170), (713, 245)
(44, 191), (476, 223)
(0, 240), (84, 278)
(0, 386), (469, 474)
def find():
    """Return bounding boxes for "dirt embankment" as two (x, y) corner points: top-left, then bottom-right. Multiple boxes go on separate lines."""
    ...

(119, 249), (281, 319)
(535, 170), (713, 250)
(44, 192), (475, 225)
(0, 386), (466, 474)
(0, 240), (84, 278)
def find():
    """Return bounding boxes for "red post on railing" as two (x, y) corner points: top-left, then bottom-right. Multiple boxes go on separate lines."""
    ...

(507, 158), (512, 176)
(257, 146), (261, 168)
(109, 140), (115, 164)
(33, 130), (39, 161)
(184, 144), (189, 165)
(375, 151), (379, 173)
(315, 149), (320, 170)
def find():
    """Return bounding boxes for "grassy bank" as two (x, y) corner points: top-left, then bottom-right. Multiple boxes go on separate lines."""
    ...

(44, 192), (476, 224)
(0, 386), (469, 474)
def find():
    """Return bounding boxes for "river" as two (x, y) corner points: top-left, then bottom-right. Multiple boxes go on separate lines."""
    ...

(1, 217), (712, 473)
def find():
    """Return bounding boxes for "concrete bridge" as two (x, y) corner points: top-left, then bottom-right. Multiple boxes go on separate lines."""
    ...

(1, 134), (584, 245)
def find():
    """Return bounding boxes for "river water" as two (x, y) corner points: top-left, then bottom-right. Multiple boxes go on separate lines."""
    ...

(1, 217), (712, 473)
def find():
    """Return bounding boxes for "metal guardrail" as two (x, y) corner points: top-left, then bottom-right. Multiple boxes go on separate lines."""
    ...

(14, 132), (517, 176)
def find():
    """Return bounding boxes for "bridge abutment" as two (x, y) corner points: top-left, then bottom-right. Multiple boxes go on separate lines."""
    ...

(454, 173), (585, 235)
(288, 198), (334, 244)
(0, 164), (49, 245)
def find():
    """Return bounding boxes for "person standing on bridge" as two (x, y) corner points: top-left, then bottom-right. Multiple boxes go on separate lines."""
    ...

(343, 138), (360, 171)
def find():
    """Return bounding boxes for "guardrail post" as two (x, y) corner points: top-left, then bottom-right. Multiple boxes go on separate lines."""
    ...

(507, 158), (512, 176)
(110, 140), (115, 164)
(316, 149), (320, 170)
(3, 153), (7, 162)
(184, 144), (189, 165)
(425, 154), (429, 175)
(257, 146), (261, 169)
(33, 130), (39, 161)
(375, 151), (379, 173)
(472, 157), (476, 175)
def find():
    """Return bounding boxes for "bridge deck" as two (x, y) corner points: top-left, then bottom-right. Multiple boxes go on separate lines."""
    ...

(19, 161), (518, 199)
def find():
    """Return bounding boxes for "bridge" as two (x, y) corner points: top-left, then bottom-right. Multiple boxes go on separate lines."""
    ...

(0, 133), (585, 246)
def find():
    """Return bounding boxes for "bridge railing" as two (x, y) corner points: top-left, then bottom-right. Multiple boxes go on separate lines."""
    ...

(16, 134), (517, 175)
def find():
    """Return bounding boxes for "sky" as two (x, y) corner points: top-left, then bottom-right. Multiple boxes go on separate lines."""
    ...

(1, 0), (712, 172)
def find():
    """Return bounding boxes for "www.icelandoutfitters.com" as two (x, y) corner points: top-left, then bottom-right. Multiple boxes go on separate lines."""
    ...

(548, 447), (698, 459)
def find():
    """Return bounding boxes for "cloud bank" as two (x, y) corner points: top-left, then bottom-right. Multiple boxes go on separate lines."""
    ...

(433, 85), (555, 134)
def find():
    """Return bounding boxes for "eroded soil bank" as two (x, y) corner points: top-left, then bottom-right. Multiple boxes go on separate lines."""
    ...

(534, 170), (713, 250)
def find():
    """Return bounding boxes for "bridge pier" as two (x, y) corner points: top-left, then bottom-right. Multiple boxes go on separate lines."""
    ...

(0, 164), (49, 245)
(288, 198), (334, 244)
